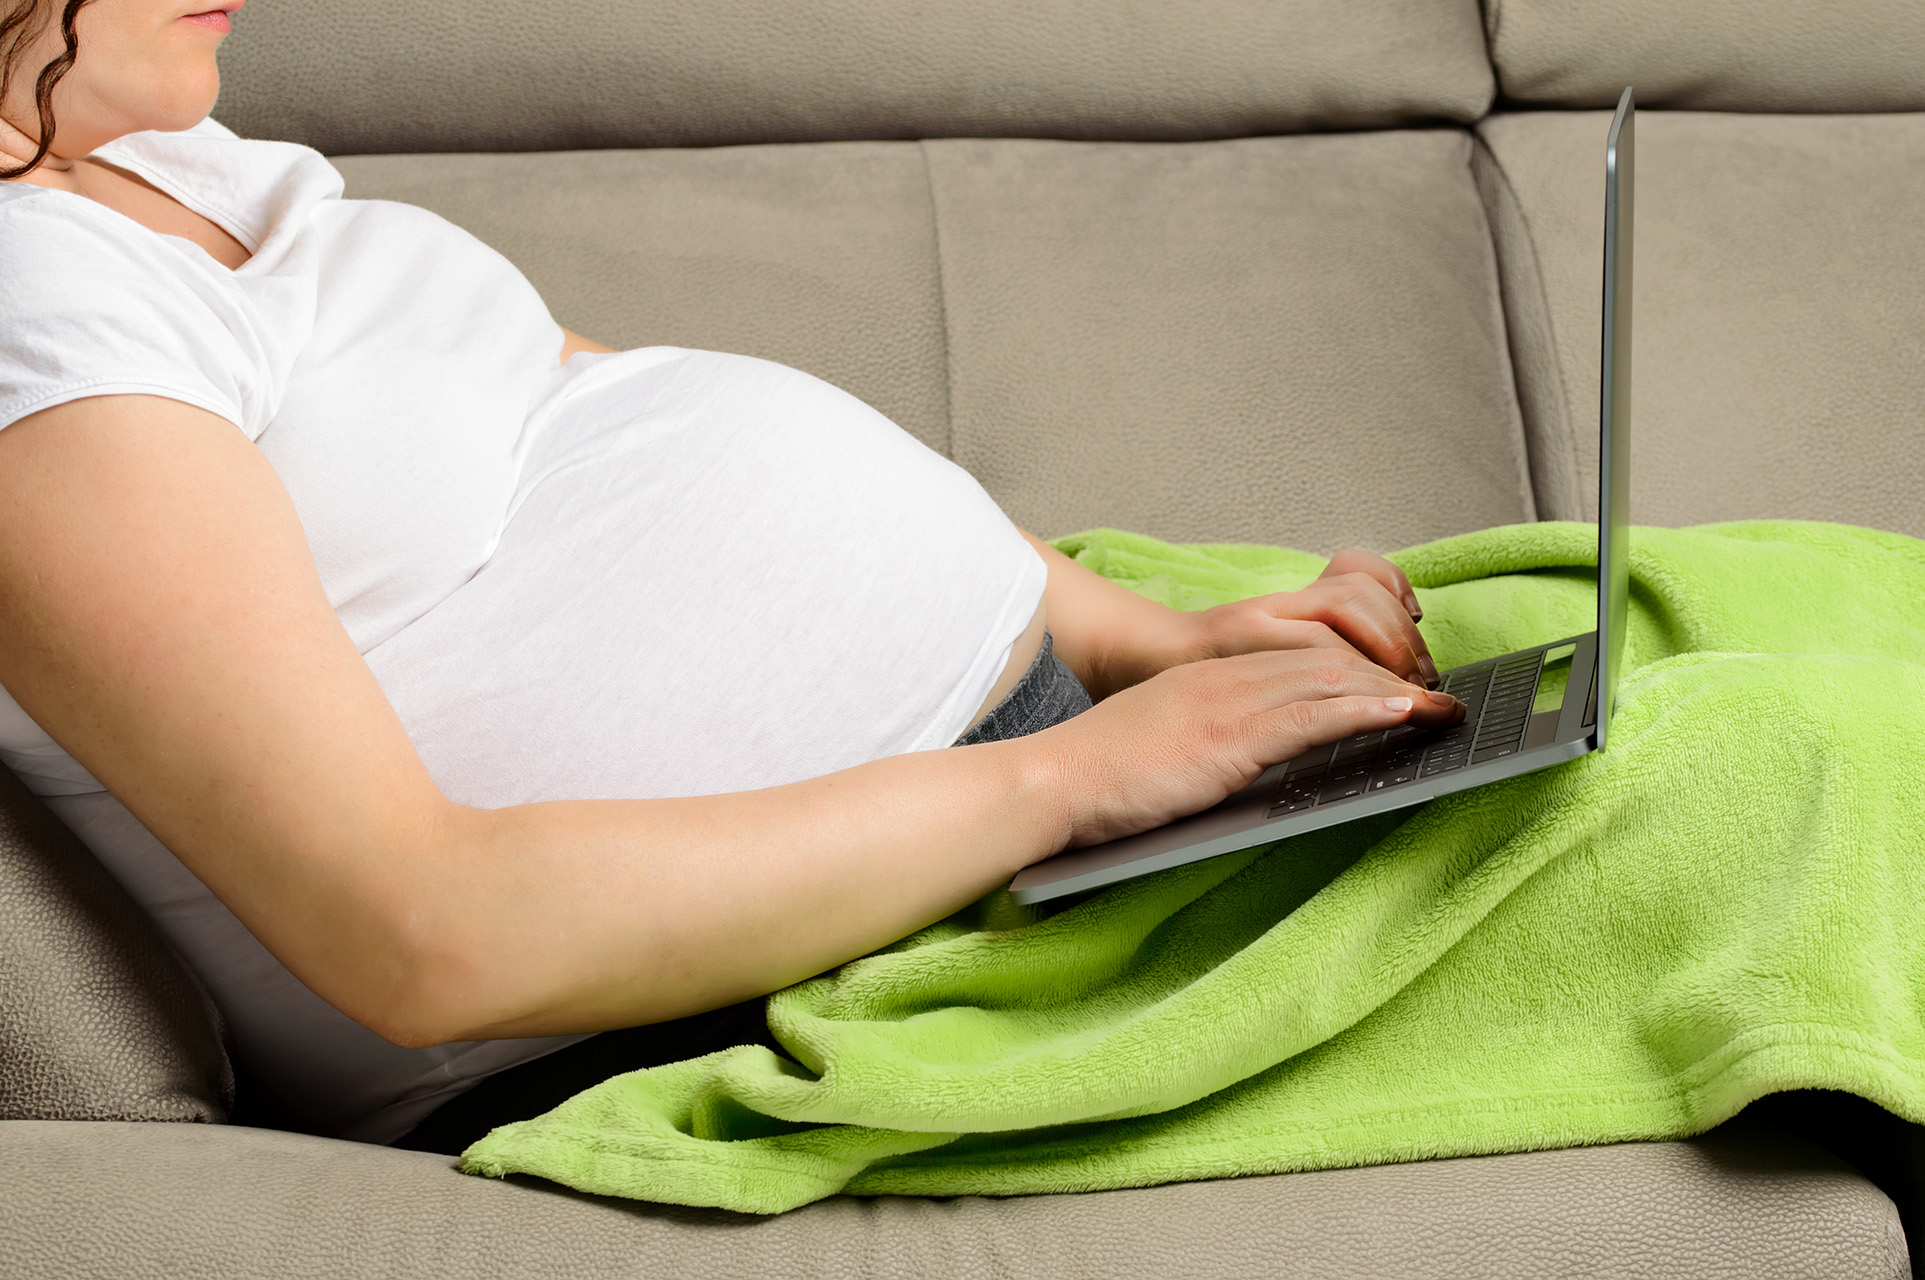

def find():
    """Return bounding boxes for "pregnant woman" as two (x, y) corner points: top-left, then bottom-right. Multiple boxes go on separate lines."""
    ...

(0, 0), (1461, 1149)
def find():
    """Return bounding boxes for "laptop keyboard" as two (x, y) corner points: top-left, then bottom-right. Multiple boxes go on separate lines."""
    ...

(1264, 651), (1546, 819)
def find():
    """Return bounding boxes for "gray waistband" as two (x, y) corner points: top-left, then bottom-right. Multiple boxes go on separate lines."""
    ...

(952, 630), (1093, 746)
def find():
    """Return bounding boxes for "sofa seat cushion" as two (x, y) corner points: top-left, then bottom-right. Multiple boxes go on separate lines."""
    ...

(0, 1121), (1905, 1279)
(339, 131), (1536, 550)
(215, 0), (1494, 154)
(1479, 110), (1925, 539)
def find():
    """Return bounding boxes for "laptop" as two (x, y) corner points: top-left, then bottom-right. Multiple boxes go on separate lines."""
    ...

(1009, 88), (1637, 907)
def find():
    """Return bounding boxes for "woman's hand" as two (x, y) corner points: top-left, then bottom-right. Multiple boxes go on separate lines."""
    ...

(1027, 533), (1442, 699)
(1017, 646), (1463, 851)
(1132, 548), (1441, 691)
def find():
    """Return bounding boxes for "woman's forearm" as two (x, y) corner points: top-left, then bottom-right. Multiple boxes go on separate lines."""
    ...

(1019, 530), (1190, 699)
(1023, 532), (1443, 696)
(399, 735), (1070, 1045)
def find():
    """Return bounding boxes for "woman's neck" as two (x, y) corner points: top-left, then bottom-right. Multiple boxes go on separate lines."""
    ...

(0, 112), (99, 190)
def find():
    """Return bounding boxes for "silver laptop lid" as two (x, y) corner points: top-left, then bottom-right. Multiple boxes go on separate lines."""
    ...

(1596, 87), (1633, 750)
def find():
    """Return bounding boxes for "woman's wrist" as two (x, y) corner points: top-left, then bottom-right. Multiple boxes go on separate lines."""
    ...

(1020, 529), (1206, 698)
(995, 725), (1090, 862)
(1085, 604), (1208, 697)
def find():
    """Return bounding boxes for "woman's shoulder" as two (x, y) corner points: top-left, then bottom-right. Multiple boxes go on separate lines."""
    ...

(0, 117), (349, 307)
(0, 181), (158, 273)
(0, 134), (278, 438)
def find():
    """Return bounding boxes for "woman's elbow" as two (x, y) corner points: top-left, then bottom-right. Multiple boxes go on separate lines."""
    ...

(309, 887), (503, 1049)
(334, 945), (483, 1050)
(326, 812), (522, 1049)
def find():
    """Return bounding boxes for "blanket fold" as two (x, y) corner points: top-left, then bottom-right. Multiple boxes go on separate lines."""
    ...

(461, 521), (1925, 1213)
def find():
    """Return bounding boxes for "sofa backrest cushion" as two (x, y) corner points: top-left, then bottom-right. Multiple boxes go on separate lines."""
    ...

(922, 131), (1536, 548)
(1480, 110), (1925, 539)
(337, 129), (1539, 550)
(0, 767), (232, 1124)
(214, 0), (1495, 154)
(338, 142), (955, 461)
(1487, 0), (1925, 112)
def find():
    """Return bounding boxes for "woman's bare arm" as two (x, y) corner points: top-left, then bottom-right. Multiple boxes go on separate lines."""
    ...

(1020, 531), (1443, 699)
(0, 395), (1063, 1045)
(0, 396), (1452, 1049)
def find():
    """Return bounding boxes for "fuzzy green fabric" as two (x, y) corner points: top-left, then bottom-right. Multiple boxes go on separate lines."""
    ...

(461, 520), (1925, 1212)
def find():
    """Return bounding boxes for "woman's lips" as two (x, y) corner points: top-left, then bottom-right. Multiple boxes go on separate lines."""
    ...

(180, 2), (241, 32)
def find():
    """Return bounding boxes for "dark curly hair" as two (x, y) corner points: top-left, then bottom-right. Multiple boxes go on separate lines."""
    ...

(0, 0), (93, 180)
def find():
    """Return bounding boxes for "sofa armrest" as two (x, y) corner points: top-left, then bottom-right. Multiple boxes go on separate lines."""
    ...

(0, 1121), (1905, 1279)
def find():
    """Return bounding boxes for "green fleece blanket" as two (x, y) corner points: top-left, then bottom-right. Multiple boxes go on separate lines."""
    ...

(461, 520), (1925, 1212)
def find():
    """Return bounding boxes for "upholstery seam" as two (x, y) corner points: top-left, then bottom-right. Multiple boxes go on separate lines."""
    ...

(1461, 130), (1541, 525)
(1470, 128), (1581, 522)
(918, 139), (958, 462)
(1476, 0), (1504, 109)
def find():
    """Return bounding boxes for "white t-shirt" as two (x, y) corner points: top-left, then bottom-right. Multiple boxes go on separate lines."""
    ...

(0, 119), (1044, 1143)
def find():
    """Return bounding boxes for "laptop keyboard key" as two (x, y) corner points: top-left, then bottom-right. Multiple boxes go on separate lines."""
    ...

(1317, 772), (1370, 803)
(1265, 648), (1558, 807)
(1370, 765), (1419, 790)
(1333, 732), (1385, 761)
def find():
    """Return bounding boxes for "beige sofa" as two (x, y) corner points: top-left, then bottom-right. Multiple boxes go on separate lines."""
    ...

(4, 2), (1924, 1274)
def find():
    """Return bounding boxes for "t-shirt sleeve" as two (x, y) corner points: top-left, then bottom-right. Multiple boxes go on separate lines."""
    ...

(0, 194), (265, 436)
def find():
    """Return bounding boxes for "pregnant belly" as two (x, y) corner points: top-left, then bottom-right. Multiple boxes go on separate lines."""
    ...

(363, 347), (1047, 808)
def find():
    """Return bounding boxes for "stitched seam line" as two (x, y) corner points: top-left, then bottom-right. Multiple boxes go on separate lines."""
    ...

(919, 139), (957, 462)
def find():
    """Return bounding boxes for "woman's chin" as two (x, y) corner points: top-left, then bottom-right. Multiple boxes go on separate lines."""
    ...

(102, 67), (222, 139)
(160, 94), (220, 134)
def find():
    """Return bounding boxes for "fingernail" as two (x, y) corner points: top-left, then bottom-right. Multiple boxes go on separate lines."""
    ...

(1404, 593), (1423, 621)
(1384, 697), (1413, 712)
(1419, 655), (1441, 688)
(1427, 690), (1459, 708)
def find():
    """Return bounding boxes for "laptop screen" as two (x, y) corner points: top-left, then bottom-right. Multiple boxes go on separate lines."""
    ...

(1597, 88), (1633, 750)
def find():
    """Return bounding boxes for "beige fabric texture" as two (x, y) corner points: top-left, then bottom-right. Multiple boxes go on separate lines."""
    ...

(0, 1122), (1906, 1279)
(340, 134), (1535, 550)
(0, 771), (231, 1125)
(1486, 0), (1925, 112)
(1469, 137), (1584, 523)
(926, 131), (1535, 548)
(335, 146), (953, 456)
(1479, 110), (1925, 538)
(213, 0), (1495, 155)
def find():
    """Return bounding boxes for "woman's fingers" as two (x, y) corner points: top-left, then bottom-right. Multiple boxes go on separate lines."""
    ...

(1276, 575), (1439, 688)
(1256, 690), (1450, 758)
(1321, 548), (1421, 620)
(1194, 650), (1464, 787)
(1203, 550), (1438, 687)
(1215, 647), (1460, 728)
(1220, 657), (1462, 784)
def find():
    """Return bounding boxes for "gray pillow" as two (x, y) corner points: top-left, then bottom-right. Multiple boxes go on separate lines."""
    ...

(0, 765), (232, 1123)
